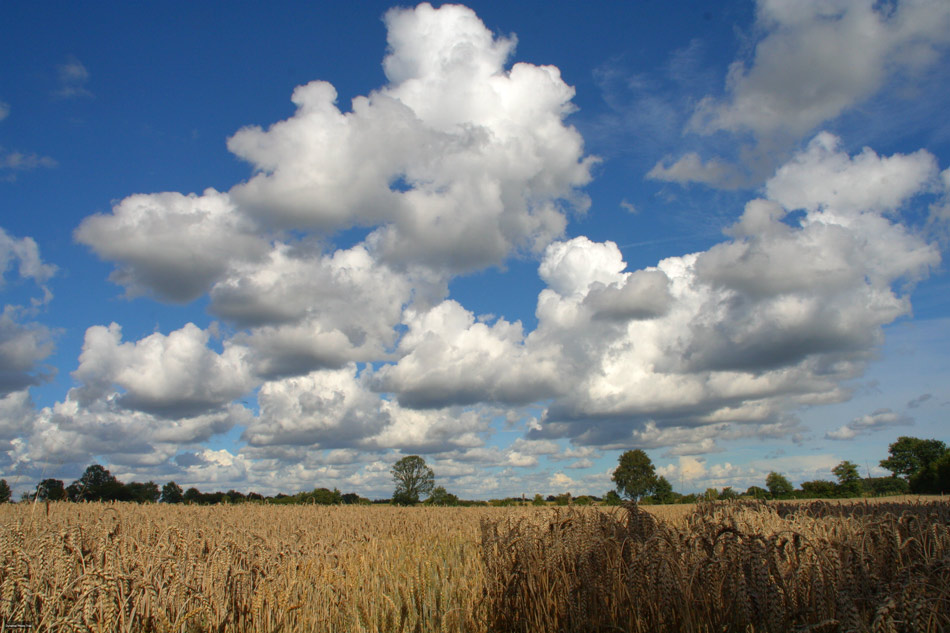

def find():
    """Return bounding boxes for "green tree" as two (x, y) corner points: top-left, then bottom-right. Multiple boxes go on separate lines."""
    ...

(718, 486), (738, 501)
(308, 488), (342, 505)
(909, 451), (950, 494)
(183, 487), (202, 504)
(161, 481), (184, 503)
(70, 464), (124, 501)
(602, 490), (623, 506)
(0, 479), (10, 503)
(37, 479), (66, 501)
(391, 455), (434, 505)
(799, 480), (836, 498)
(744, 485), (768, 499)
(880, 437), (947, 479)
(425, 486), (459, 506)
(125, 481), (160, 503)
(864, 476), (908, 496)
(612, 449), (657, 501)
(832, 461), (862, 497)
(765, 472), (794, 499)
(531, 493), (546, 506)
(651, 476), (675, 503)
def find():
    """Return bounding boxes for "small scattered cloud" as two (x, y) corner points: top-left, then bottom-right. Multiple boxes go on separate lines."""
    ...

(0, 148), (57, 181)
(54, 56), (92, 99)
(0, 101), (9, 121)
(907, 393), (933, 409)
(647, 152), (747, 189)
(825, 408), (913, 441)
(620, 199), (638, 214)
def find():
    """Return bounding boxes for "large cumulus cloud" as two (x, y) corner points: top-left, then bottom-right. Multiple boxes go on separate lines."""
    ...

(71, 322), (255, 418)
(229, 3), (595, 273)
(532, 134), (942, 446)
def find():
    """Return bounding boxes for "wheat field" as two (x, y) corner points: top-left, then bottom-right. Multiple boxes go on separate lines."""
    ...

(1, 499), (948, 632)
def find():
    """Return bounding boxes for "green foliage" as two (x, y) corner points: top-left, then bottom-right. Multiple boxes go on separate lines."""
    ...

(161, 481), (184, 503)
(718, 487), (738, 501)
(909, 451), (950, 494)
(0, 479), (10, 503)
(37, 479), (66, 501)
(309, 488), (343, 505)
(391, 455), (435, 505)
(650, 476), (676, 504)
(863, 476), (909, 496)
(532, 493), (547, 506)
(744, 486), (768, 500)
(612, 449), (657, 501)
(553, 492), (572, 506)
(799, 480), (837, 498)
(69, 464), (125, 501)
(602, 490), (622, 506)
(832, 461), (862, 497)
(765, 471), (794, 498)
(125, 481), (160, 503)
(880, 436), (947, 479)
(426, 486), (459, 506)
(183, 487), (202, 504)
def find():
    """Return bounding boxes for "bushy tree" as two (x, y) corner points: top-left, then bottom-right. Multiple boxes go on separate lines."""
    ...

(37, 479), (66, 501)
(651, 476), (676, 503)
(425, 486), (459, 506)
(532, 493), (547, 506)
(744, 486), (768, 500)
(69, 464), (124, 501)
(602, 490), (623, 506)
(718, 487), (738, 501)
(880, 437), (947, 479)
(125, 481), (160, 503)
(161, 481), (184, 503)
(308, 488), (342, 505)
(391, 455), (434, 505)
(909, 451), (950, 494)
(832, 461), (862, 497)
(612, 449), (657, 501)
(0, 479), (10, 503)
(765, 472), (794, 499)
(799, 480), (836, 498)
(183, 487), (202, 504)
(864, 476), (909, 496)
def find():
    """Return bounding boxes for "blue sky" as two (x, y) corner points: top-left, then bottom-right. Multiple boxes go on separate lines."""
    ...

(2, 1), (949, 499)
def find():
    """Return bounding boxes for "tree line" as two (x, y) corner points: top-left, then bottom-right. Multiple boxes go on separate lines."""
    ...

(0, 437), (945, 506)
(610, 435), (949, 504)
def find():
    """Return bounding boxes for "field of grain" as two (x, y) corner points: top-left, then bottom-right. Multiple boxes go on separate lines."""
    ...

(1, 499), (948, 632)
(0, 503), (512, 632)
